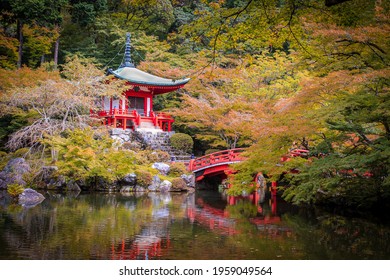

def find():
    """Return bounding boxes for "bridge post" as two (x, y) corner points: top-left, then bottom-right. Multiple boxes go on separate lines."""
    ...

(188, 159), (194, 171)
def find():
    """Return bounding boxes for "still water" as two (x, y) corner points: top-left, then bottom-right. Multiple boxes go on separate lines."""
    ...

(0, 190), (389, 260)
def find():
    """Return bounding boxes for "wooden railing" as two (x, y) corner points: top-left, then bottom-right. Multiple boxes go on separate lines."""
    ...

(97, 109), (174, 131)
(188, 148), (246, 172)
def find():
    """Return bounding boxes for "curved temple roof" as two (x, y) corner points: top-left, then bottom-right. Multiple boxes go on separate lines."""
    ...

(108, 33), (190, 92)
(109, 67), (190, 87)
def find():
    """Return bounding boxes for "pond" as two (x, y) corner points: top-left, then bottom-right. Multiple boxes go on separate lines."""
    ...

(0, 190), (389, 260)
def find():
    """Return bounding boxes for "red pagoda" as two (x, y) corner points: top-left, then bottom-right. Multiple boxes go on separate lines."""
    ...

(98, 33), (190, 132)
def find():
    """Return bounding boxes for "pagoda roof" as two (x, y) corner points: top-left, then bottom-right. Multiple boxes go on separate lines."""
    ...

(109, 67), (190, 88)
(107, 33), (190, 94)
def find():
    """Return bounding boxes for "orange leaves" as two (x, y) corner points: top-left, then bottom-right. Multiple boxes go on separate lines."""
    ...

(0, 66), (60, 98)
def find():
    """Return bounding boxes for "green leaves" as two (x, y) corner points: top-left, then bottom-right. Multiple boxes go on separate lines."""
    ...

(44, 128), (136, 184)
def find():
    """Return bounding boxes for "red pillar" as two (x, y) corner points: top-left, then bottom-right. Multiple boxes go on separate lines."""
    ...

(271, 195), (277, 215)
(271, 181), (277, 197)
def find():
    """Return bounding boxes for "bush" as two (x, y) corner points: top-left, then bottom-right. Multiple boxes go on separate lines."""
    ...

(147, 150), (170, 163)
(7, 183), (25, 198)
(135, 170), (153, 187)
(170, 133), (193, 153)
(136, 150), (170, 164)
(171, 177), (187, 191)
(169, 162), (188, 176)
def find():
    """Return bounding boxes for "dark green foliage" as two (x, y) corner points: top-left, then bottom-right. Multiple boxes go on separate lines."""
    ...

(0, 111), (37, 151)
(170, 133), (193, 153)
(284, 80), (390, 209)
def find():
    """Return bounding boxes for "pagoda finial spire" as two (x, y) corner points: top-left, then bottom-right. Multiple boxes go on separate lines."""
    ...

(121, 32), (134, 68)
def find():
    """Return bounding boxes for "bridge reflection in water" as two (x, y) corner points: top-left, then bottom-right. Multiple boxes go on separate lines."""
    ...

(110, 190), (285, 260)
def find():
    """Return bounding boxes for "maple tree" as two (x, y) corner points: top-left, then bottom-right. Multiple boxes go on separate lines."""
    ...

(0, 56), (125, 152)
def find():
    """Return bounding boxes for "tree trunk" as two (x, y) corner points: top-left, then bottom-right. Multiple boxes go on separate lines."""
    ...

(54, 37), (59, 68)
(17, 20), (23, 69)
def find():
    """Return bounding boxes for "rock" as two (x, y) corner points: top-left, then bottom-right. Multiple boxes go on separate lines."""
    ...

(65, 181), (82, 192)
(39, 166), (66, 189)
(18, 188), (45, 207)
(111, 135), (124, 144)
(181, 174), (195, 188)
(135, 186), (147, 192)
(148, 176), (161, 192)
(120, 186), (134, 193)
(152, 162), (170, 175)
(122, 173), (137, 186)
(94, 178), (118, 192)
(0, 158), (31, 189)
(159, 180), (172, 193)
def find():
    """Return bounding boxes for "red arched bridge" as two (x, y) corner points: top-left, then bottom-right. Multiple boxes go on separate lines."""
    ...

(188, 148), (246, 182)
(187, 147), (310, 184)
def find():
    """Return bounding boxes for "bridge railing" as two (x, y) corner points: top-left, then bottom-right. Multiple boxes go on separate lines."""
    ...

(188, 148), (246, 172)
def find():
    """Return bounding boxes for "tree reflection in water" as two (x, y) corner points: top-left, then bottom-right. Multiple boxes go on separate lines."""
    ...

(0, 190), (389, 259)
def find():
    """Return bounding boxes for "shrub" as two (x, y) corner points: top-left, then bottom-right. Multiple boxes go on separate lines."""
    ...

(170, 133), (193, 153)
(135, 170), (153, 187)
(147, 150), (170, 163)
(169, 162), (188, 176)
(7, 183), (25, 198)
(171, 177), (187, 191)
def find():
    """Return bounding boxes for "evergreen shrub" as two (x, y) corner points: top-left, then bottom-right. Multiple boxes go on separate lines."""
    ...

(170, 133), (193, 153)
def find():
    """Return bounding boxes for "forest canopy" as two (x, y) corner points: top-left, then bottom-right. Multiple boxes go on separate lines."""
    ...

(0, 0), (388, 209)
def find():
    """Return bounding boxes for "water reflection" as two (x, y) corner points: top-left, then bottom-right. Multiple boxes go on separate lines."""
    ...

(0, 190), (389, 260)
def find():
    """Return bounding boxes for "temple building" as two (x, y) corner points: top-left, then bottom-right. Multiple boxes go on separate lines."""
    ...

(98, 33), (190, 132)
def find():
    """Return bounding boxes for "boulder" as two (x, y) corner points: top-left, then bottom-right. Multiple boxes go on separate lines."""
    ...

(159, 180), (172, 193)
(18, 188), (45, 207)
(122, 173), (137, 186)
(120, 186), (134, 193)
(65, 180), (82, 192)
(135, 186), (147, 192)
(0, 158), (31, 189)
(148, 176), (161, 192)
(152, 162), (170, 175)
(181, 174), (195, 188)
(39, 166), (66, 189)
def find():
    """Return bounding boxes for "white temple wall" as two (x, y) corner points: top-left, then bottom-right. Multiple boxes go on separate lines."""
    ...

(112, 99), (119, 110)
(103, 97), (111, 111)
